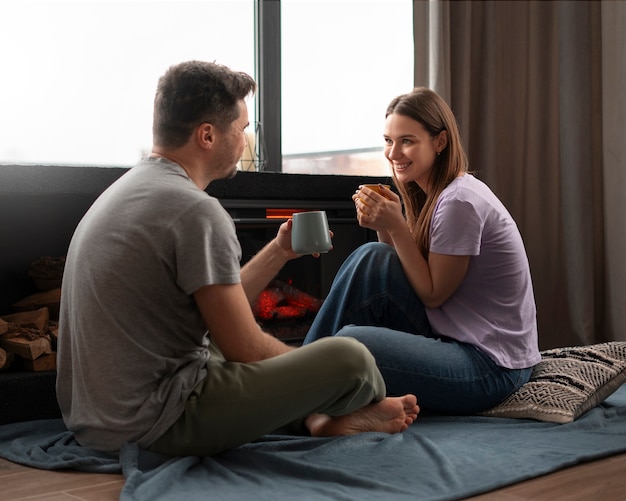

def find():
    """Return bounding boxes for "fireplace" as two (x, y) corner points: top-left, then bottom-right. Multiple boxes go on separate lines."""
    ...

(220, 198), (376, 344)
(0, 165), (389, 340)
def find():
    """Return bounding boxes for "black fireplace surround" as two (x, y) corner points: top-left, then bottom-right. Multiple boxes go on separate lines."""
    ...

(0, 164), (390, 424)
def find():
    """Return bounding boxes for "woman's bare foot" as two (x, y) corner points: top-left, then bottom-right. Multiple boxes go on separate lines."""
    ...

(305, 394), (419, 437)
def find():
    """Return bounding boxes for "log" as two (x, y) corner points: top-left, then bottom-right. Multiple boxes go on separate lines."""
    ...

(0, 319), (10, 335)
(0, 333), (52, 361)
(28, 256), (65, 291)
(47, 322), (59, 351)
(0, 347), (15, 370)
(12, 289), (61, 319)
(1, 308), (50, 334)
(21, 352), (57, 371)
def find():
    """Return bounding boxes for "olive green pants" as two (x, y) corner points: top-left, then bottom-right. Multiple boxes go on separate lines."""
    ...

(148, 336), (385, 457)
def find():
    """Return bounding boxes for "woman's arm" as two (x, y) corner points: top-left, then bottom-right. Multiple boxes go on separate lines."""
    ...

(387, 228), (469, 308)
(376, 229), (394, 245)
(354, 185), (469, 308)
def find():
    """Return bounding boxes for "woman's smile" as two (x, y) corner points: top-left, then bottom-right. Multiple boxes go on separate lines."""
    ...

(393, 161), (412, 172)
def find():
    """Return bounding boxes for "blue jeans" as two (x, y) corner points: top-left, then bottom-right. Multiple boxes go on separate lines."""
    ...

(303, 242), (532, 414)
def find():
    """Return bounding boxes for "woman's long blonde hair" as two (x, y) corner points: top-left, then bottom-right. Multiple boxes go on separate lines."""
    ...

(386, 88), (468, 258)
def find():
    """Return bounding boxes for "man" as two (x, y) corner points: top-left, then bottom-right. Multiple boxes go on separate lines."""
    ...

(56, 60), (418, 456)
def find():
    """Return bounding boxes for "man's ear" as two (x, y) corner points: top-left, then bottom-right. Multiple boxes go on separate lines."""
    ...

(197, 123), (215, 149)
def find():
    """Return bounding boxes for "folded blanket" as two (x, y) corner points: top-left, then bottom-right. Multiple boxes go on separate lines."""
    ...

(2, 385), (626, 501)
(0, 418), (120, 473)
(119, 387), (626, 500)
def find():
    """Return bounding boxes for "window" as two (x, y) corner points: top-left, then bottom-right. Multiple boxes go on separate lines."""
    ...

(280, 0), (414, 176)
(1, 0), (413, 175)
(0, 0), (255, 167)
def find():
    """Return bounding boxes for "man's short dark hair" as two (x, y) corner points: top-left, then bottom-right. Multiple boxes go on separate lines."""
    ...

(153, 60), (256, 149)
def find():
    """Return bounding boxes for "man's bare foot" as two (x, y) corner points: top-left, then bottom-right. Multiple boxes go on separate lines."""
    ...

(305, 394), (419, 437)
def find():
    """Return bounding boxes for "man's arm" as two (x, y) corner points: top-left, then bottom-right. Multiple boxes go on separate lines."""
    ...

(194, 220), (301, 362)
(194, 282), (294, 362)
(240, 239), (292, 303)
(239, 219), (300, 303)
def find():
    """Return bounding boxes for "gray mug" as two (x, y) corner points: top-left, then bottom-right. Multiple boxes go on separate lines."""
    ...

(291, 211), (332, 255)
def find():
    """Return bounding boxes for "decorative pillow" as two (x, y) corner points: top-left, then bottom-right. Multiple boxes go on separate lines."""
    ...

(479, 342), (626, 423)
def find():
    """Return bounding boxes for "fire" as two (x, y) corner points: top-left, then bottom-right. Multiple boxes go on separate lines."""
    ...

(252, 280), (322, 321)
(265, 209), (308, 219)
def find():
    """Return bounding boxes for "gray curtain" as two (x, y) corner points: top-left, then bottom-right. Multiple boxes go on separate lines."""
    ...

(413, 0), (626, 349)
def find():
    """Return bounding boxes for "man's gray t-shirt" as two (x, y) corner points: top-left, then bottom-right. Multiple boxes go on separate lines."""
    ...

(56, 158), (241, 452)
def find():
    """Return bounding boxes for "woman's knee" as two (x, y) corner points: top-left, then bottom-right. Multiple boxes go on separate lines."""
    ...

(349, 243), (405, 280)
(349, 242), (397, 268)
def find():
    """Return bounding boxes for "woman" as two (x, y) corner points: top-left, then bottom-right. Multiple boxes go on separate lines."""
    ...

(303, 87), (540, 415)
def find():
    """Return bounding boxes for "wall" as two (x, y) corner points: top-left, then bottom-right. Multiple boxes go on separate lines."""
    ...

(0, 164), (384, 314)
(0, 164), (387, 423)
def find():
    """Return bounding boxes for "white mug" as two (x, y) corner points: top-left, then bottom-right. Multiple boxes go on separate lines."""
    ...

(291, 211), (332, 255)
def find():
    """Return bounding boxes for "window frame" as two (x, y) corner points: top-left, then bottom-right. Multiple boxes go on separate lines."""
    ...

(1, 1), (412, 173)
(256, 0), (282, 172)
(257, 1), (414, 175)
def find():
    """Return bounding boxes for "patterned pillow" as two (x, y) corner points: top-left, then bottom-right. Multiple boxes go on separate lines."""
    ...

(479, 342), (626, 423)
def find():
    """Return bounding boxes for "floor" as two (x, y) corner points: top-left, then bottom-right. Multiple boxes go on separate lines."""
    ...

(0, 456), (124, 500)
(1, 452), (625, 500)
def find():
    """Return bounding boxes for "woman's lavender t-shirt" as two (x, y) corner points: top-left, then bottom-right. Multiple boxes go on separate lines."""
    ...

(426, 174), (540, 369)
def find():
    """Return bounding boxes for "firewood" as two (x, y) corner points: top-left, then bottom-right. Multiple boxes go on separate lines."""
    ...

(0, 334), (51, 361)
(0, 347), (15, 370)
(1, 308), (50, 334)
(12, 289), (61, 319)
(21, 352), (56, 371)
(47, 321), (59, 351)
(0, 348), (15, 371)
(0, 319), (10, 335)
(28, 256), (65, 291)
(47, 321), (58, 338)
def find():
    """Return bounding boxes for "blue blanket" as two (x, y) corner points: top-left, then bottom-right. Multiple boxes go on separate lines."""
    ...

(2, 385), (626, 501)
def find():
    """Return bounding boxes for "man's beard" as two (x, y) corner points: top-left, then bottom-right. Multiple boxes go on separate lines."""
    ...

(226, 165), (239, 180)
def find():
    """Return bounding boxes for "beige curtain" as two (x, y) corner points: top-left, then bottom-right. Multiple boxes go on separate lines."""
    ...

(601, 1), (626, 346)
(413, 0), (626, 349)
